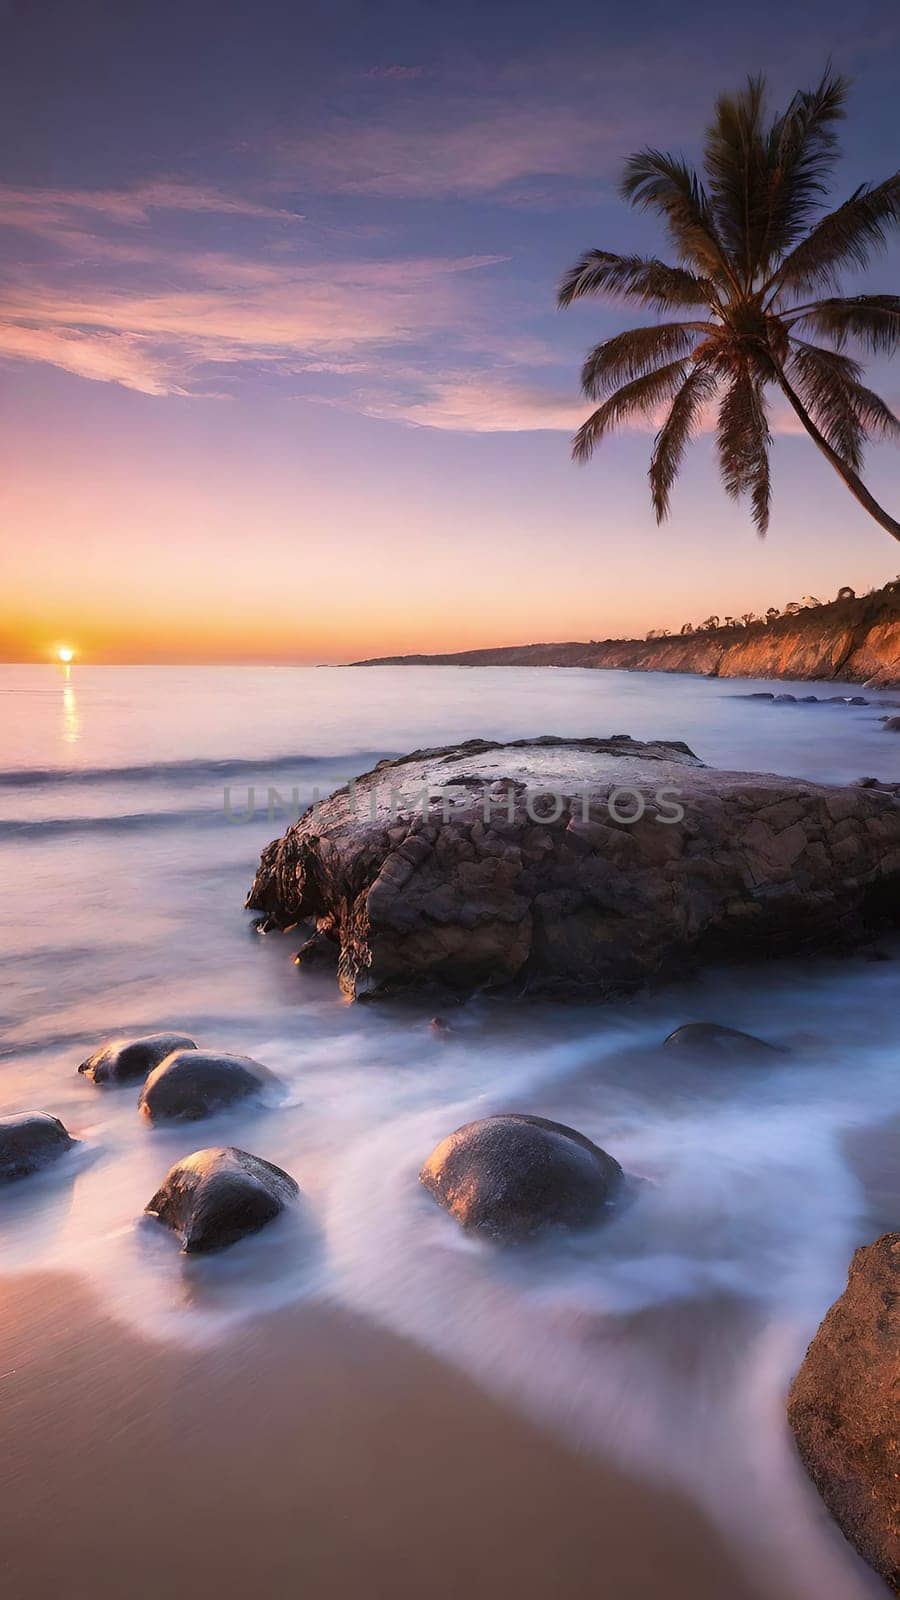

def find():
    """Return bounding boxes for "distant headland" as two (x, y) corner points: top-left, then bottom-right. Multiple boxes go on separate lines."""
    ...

(352, 580), (900, 687)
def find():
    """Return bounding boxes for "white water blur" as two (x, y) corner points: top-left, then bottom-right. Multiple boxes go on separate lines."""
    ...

(1, 663), (898, 1599)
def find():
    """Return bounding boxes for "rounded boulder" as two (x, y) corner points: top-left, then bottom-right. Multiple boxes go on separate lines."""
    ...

(663, 1022), (779, 1057)
(78, 1032), (197, 1085)
(145, 1146), (299, 1253)
(138, 1050), (278, 1125)
(0, 1112), (76, 1184)
(419, 1113), (623, 1242)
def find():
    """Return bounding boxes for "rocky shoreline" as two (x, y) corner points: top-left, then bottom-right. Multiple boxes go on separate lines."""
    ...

(246, 734), (900, 1001)
(352, 583), (900, 687)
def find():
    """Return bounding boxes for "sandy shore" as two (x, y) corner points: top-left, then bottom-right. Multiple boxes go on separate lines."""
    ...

(0, 1271), (771, 1600)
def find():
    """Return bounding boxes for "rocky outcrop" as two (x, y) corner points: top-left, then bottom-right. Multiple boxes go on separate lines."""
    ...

(0, 1113), (76, 1183)
(353, 585), (900, 686)
(420, 1114), (623, 1240)
(246, 736), (900, 1001)
(788, 1235), (900, 1593)
(663, 1023), (781, 1056)
(145, 1147), (299, 1252)
(139, 1050), (279, 1124)
(79, 1032), (197, 1085)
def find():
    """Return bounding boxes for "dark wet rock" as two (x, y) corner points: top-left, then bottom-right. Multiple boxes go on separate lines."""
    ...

(419, 1113), (623, 1241)
(292, 923), (339, 968)
(882, 716), (900, 731)
(0, 1113), (76, 1183)
(247, 736), (900, 1001)
(739, 692), (775, 699)
(799, 695), (820, 703)
(847, 695), (869, 705)
(145, 1146), (299, 1253)
(773, 693), (797, 703)
(139, 1050), (279, 1124)
(663, 1022), (781, 1057)
(788, 1234), (900, 1593)
(78, 1032), (197, 1085)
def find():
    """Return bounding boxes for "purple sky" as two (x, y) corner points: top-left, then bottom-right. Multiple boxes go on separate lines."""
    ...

(1, 0), (898, 661)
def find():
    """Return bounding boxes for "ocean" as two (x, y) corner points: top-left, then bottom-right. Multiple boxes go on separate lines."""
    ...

(1, 661), (898, 1599)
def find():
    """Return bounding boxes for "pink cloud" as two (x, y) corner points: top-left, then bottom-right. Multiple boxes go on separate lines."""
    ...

(0, 251), (507, 395)
(275, 104), (618, 200)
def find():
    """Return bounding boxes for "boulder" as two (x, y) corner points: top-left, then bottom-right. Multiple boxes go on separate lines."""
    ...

(246, 736), (900, 1001)
(0, 1113), (76, 1183)
(883, 716), (900, 732)
(787, 1235), (900, 1593)
(139, 1050), (278, 1124)
(663, 1022), (780, 1056)
(419, 1113), (623, 1241)
(78, 1032), (197, 1085)
(145, 1146), (299, 1253)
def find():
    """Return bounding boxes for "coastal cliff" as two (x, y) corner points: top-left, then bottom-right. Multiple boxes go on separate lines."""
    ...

(353, 584), (900, 687)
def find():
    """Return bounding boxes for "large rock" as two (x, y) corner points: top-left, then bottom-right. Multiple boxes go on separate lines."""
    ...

(145, 1147), (299, 1252)
(78, 1032), (197, 1085)
(788, 1235), (900, 1593)
(138, 1050), (278, 1124)
(246, 736), (900, 1000)
(0, 1113), (76, 1183)
(419, 1113), (623, 1241)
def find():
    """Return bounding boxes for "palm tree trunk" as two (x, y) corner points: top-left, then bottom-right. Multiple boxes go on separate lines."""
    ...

(773, 364), (900, 542)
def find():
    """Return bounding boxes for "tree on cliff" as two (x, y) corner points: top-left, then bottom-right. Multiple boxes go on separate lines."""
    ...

(558, 72), (900, 540)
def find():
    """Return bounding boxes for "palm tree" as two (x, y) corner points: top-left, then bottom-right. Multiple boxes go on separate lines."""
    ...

(558, 71), (900, 540)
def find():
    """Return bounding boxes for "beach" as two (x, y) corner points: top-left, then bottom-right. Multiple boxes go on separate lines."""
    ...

(1, 662), (898, 1599)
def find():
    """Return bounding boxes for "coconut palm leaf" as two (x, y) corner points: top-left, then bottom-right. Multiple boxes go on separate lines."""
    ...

(787, 341), (866, 467)
(717, 368), (772, 533)
(759, 69), (849, 262)
(572, 361), (688, 462)
(787, 294), (900, 353)
(559, 72), (900, 541)
(649, 366), (720, 520)
(580, 323), (707, 399)
(557, 250), (715, 310)
(619, 153), (730, 282)
(774, 174), (900, 293)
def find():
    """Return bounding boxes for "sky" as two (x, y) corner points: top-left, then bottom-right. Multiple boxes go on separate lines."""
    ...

(0, 0), (899, 664)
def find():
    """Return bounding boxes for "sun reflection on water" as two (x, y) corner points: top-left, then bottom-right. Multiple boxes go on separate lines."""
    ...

(60, 666), (81, 744)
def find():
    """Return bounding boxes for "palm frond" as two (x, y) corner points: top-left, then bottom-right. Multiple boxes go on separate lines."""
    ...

(847, 383), (900, 441)
(787, 294), (900, 354)
(703, 75), (769, 284)
(557, 250), (715, 311)
(773, 173), (900, 294)
(649, 365), (719, 519)
(619, 151), (730, 281)
(760, 68), (849, 263)
(581, 322), (706, 398)
(787, 340), (866, 467)
(717, 367), (772, 532)
(572, 360), (688, 462)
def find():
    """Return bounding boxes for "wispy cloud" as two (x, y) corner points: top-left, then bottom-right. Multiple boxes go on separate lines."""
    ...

(363, 65), (426, 81)
(354, 375), (587, 432)
(0, 243), (507, 396)
(274, 103), (617, 201)
(0, 178), (296, 237)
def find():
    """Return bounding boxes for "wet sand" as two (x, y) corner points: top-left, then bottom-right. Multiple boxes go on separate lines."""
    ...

(0, 1271), (766, 1600)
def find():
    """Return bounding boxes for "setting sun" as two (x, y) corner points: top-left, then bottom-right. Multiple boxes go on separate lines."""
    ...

(56, 646), (74, 664)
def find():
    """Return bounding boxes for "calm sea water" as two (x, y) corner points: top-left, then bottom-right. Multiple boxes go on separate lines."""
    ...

(2, 662), (898, 1600)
